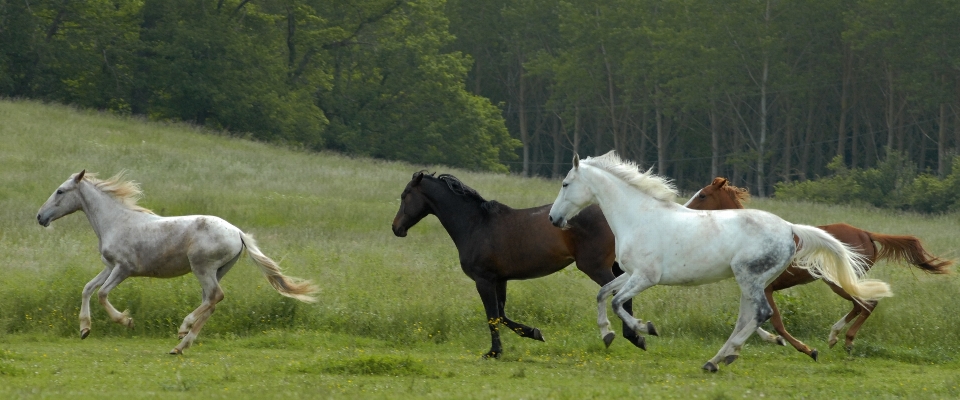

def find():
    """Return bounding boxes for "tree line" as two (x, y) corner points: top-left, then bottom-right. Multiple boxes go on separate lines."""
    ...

(2, 0), (959, 196)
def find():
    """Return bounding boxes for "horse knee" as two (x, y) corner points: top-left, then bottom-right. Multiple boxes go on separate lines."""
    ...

(756, 303), (773, 323)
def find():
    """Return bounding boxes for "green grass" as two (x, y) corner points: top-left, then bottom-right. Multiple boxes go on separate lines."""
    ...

(2, 99), (960, 398)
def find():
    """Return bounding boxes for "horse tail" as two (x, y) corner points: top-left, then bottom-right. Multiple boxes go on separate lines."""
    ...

(239, 232), (318, 303)
(866, 232), (953, 274)
(790, 224), (893, 302)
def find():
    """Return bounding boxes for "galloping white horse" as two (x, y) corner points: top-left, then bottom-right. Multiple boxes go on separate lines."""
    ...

(547, 152), (892, 372)
(37, 170), (318, 354)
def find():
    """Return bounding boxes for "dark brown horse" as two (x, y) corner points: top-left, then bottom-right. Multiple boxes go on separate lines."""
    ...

(392, 171), (653, 358)
(685, 177), (952, 359)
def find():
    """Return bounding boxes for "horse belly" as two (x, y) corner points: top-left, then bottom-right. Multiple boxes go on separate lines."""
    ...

(659, 264), (733, 286)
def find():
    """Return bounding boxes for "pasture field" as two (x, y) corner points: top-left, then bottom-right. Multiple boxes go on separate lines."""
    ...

(1, 99), (959, 398)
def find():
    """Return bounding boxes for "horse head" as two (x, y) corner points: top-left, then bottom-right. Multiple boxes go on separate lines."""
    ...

(549, 154), (593, 228)
(37, 170), (86, 227)
(684, 177), (748, 210)
(392, 170), (433, 237)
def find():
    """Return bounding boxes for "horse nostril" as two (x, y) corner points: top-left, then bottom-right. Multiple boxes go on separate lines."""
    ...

(548, 215), (554, 223)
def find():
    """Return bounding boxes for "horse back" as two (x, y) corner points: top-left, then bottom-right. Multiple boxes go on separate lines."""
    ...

(102, 215), (242, 278)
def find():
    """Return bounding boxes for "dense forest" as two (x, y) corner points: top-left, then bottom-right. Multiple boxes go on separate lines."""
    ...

(2, 0), (959, 194)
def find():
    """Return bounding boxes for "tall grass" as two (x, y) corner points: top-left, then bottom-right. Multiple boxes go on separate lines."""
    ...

(1, 99), (958, 363)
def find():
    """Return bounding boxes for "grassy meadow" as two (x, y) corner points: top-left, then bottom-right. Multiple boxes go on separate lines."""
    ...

(1, 99), (959, 398)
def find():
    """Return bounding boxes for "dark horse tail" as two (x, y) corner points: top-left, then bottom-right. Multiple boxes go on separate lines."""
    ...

(867, 232), (954, 274)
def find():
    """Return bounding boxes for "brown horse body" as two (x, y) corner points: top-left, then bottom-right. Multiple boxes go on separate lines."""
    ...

(686, 177), (952, 359)
(392, 172), (648, 358)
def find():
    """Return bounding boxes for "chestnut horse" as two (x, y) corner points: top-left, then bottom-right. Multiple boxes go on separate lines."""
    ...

(391, 171), (648, 359)
(685, 177), (952, 359)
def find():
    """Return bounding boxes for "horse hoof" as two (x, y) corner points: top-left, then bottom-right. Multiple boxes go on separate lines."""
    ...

(169, 348), (182, 355)
(603, 333), (616, 348)
(723, 355), (739, 365)
(80, 328), (90, 339)
(626, 334), (646, 351)
(482, 350), (501, 359)
(532, 328), (545, 342)
(776, 337), (786, 347)
(844, 345), (854, 355)
(828, 338), (838, 348)
(809, 349), (819, 362)
(127, 319), (134, 329)
(702, 361), (719, 372)
(646, 321), (658, 337)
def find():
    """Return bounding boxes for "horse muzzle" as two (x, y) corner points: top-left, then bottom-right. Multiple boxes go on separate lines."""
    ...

(37, 213), (50, 227)
(548, 215), (567, 228)
(392, 224), (408, 237)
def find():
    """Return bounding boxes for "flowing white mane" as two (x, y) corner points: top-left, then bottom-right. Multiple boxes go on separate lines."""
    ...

(581, 151), (678, 202)
(80, 171), (156, 215)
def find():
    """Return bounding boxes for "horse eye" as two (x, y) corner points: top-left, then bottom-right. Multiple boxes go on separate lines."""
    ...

(562, 183), (569, 188)
(698, 194), (706, 199)
(56, 189), (64, 195)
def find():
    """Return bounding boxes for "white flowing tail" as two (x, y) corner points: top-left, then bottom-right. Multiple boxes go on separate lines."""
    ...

(240, 232), (319, 303)
(790, 224), (893, 301)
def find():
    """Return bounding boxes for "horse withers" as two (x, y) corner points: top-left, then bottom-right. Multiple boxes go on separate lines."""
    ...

(392, 171), (650, 359)
(548, 152), (893, 372)
(37, 170), (318, 354)
(685, 177), (952, 358)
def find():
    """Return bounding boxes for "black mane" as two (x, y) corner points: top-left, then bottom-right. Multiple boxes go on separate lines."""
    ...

(436, 174), (505, 215)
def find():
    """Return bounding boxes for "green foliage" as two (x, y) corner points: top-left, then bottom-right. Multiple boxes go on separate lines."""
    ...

(775, 152), (960, 213)
(0, 0), (517, 172)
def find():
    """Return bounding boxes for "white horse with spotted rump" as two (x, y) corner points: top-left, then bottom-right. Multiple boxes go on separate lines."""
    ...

(547, 152), (892, 372)
(37, 170), (318, 354)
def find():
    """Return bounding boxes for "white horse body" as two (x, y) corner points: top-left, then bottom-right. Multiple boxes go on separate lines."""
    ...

(548, 152), (892, 372)
(37, 171), (317, 354)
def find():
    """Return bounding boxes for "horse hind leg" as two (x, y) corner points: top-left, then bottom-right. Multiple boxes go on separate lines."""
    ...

(764, 286), (818, 361)
(171, 272), (224, 355)
(79, 268), (110, 339)
(704, 287), (773, 372)
(495, 280), (544, 342)
(179, 251), (242, 339)
(841, 301), (877, 353)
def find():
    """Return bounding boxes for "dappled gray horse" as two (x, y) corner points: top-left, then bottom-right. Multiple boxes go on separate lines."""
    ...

(37, 170), (318, 354)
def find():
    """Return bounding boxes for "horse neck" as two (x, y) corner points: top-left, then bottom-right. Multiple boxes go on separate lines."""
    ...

(584, 166), (667, 234)
(77, 181), (145, 240)
(421, 179), (487, 243)
(722, 189), (746, 209)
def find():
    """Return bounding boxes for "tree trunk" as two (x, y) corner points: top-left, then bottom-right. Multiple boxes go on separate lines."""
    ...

(574, 105), (581, 157)
(757, 53), (769, 197)
(518, 56), (529, 177)
(655, 85), (667, 175)
(938, 76), (948, 176)
(837, 43), (851, 165)
(552, 113), (562, 179)
(710, 98), (720, 179)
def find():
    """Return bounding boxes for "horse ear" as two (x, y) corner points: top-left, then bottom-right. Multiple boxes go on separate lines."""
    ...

(573, 153), (580, 169)
(412, 171), (424, 185)
(711, 177), (726, 188)
(74, 170), (86, 183)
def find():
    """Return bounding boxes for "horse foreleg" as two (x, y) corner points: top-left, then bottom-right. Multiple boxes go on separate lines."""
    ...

(79, 268), (110, 339)
(765, 287), (818, 361)
(597, 273), (629, 348)
(475, 278), (503, 359)
(610, 273), (656, 351)
(96, 267), (133, 329)
(581, 261), (646, 349)
(495, 280), (543, 342)
(171, 275), (224, 355)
